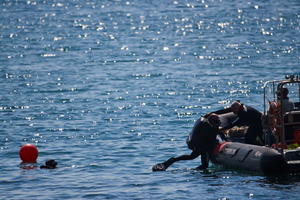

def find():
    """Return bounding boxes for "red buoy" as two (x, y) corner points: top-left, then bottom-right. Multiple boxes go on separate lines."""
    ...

(19, 144), (38, 163)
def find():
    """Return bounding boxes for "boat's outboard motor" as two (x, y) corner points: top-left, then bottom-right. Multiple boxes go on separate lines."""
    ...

(213, 142), (287, 175)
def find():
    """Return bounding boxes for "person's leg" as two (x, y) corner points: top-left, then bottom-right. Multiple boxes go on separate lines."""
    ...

(195, 152), (209, 170)
(256, 124), (265, 144)
(245, 133), (264, 145)
(245, 126), (261, 145)
(152, 151), (200, 171)
(245, 132), (257, 144)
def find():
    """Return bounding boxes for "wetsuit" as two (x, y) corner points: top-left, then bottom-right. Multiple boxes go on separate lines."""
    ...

(186, 118), (219, 154)
(186, 118), (221, 168)
(152, 117), (221, 171)
(214, 105), (263, 145)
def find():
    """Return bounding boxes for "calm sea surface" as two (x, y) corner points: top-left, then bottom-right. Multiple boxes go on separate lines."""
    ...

(1, 0), (300, 199)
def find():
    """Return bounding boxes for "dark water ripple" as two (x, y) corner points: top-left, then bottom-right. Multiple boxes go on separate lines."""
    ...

(1, 0), (300, 199)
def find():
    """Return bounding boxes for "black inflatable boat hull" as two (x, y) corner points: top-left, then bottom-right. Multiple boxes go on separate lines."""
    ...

(213, 142), (287, 175)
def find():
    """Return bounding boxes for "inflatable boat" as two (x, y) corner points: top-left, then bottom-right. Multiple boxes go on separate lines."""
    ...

(213, 141), (300, 175)
(213, 142), (286, 175)
(212, 75), (300, 175)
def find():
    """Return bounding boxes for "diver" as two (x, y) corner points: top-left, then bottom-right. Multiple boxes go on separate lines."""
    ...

(213, 101), (264, 145)
(152, 114), (223, 171)
(40, 159), (58, 169)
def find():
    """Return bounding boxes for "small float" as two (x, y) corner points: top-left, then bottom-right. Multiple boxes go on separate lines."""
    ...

(213, 75), (300, 175)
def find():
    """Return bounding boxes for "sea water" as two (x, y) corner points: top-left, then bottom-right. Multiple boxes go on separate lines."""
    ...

(0, 0), (300, 199)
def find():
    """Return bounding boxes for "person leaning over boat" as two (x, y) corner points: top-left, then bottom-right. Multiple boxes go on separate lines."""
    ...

(212, 101), (264, 145)
(152, 114), (222, 171)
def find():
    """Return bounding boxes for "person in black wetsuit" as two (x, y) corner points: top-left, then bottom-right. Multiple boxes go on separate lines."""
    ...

(40, 159), (57, 169)
(213, 101), (264, 145)
(152, 114), (222, 171)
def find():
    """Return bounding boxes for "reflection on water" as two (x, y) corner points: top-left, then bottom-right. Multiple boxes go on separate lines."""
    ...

(1, 0), (300, 199)
(264, 174), (300, 186)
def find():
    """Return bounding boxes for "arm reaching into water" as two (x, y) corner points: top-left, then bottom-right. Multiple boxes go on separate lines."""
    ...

(152, 151), (201, 171)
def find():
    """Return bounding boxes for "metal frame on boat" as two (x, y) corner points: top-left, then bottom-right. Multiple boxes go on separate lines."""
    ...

(263, 75), (300, 146)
